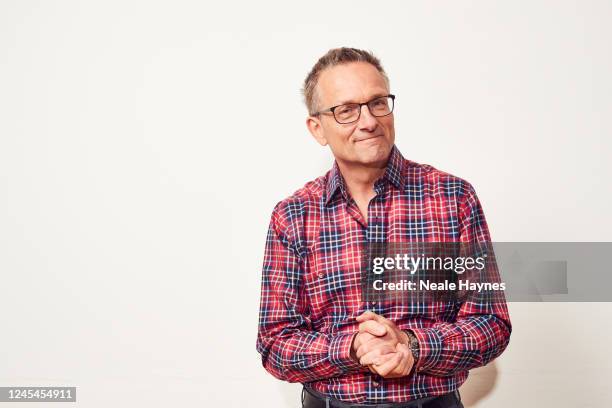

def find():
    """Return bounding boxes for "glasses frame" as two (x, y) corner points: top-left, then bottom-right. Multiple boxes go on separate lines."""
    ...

(312, 94), (396, 124)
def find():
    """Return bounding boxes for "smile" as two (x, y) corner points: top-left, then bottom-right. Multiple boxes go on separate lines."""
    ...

(355, 134), (383, 143)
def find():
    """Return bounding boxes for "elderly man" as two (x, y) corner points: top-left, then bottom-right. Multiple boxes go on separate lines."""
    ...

(256, 47), (511, 408)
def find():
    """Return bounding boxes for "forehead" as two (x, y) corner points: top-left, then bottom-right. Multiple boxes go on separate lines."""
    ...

(316, 62), (389, 106)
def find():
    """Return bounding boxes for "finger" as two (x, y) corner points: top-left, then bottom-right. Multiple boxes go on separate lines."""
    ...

(373, 351), (403, 377)
(357, 339), (389, 359)
(356, 311), (391, 325)
(353, 331), (375, 350)
(385, 343), (412, 378)
(359, 345), (396, 366)
(355, 344), (395, 365)
(356, 338), (386, 358)
(372, 350), (399, 366)
(355, 311), (380, 322)
(396, 343), (414, 374)
(374, 352), (404, 378)
(367, 353), (397, 368)
(358, 320), (387, 337)
(394, 348), (411, 377)
(360, 347), (396, 366)
(396, 342), (411, 354)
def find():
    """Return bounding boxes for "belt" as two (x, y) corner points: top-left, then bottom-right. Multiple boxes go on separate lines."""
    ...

(302, 385), (462, 408)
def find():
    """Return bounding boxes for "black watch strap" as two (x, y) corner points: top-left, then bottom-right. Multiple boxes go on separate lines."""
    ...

(404, 330), (420, 363)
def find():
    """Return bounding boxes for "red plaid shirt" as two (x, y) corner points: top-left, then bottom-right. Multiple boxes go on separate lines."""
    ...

(256, 145), (511, 403)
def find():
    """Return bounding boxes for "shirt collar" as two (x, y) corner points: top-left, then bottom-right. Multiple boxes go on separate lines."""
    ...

(324, 144), (406, 206)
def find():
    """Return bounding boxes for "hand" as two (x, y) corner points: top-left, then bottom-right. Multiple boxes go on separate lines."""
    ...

(368, 341), (414, 378)
(350, 324), (384, 371)
(351, 326), (388, 374)
(354, 311), (414, 378)
(356, 311), (408, 363)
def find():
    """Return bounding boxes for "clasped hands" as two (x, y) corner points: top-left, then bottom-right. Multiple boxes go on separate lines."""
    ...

(350, 311), (414, 378)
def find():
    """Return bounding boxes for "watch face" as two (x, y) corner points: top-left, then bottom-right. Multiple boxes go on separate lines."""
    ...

(409, 338), (419, 355)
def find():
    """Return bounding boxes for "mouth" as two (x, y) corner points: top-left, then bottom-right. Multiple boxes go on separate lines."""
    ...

(354, 134), (383, 143)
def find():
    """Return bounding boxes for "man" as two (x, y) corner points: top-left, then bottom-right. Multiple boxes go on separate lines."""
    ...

(256, 47), (511, 408)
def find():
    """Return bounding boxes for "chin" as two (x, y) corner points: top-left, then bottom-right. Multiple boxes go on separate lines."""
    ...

(355, 145), (391, 166)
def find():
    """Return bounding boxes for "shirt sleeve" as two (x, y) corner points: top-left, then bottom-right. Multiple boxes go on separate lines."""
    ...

(409, 182), (512, 377)
(255, 203), (363, 383)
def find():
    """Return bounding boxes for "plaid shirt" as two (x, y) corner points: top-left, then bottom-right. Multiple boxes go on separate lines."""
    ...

(256, 145), (511, 403)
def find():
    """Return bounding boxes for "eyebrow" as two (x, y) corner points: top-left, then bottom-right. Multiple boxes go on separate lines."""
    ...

(335, 92), (388, 106)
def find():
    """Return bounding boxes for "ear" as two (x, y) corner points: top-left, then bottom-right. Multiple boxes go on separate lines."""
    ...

(306, 116), (328, 146)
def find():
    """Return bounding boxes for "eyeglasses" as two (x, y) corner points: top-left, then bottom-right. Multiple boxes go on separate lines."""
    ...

(312, 94), (395, 124)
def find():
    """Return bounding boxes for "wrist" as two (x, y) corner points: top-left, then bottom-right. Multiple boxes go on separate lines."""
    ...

(403, 330), (420, 366)
(399, 329), (410, 346)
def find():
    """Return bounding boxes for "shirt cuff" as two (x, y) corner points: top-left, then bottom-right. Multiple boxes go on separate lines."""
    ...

(328, 332), (363, 372)
(408, 327), (444, 373)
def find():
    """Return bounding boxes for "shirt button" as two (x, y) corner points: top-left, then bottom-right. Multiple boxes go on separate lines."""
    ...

(318, 273), (324, 278)
(370, 301), (377, 306)
(372, 381), (380, 387)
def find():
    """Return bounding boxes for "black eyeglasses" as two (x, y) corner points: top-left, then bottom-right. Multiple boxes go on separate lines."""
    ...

(312, 94), (395, 124)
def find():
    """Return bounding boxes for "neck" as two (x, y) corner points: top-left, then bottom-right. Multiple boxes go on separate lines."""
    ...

(336, 159), (387, 201)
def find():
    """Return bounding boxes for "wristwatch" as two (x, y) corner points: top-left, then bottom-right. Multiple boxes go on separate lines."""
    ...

(403, 330), (420, 364)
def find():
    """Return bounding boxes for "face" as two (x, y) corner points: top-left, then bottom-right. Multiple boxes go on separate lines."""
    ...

(306, 62), (395, 169)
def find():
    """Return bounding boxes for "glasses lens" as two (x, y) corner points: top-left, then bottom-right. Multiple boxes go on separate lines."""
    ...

(368, 96), (393, 117)
(334, 104), (360, 123)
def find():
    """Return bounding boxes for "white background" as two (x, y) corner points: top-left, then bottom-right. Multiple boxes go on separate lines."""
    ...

(1, 1), (611, 407)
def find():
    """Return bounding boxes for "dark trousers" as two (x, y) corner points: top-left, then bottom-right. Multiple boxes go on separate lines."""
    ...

(302, 385), (464, 408)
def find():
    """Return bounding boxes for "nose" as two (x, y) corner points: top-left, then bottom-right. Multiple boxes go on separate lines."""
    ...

(357, 104), (378, 131)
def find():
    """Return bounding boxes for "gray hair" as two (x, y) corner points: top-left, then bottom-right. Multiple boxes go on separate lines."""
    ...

(302, 47), (389, 115)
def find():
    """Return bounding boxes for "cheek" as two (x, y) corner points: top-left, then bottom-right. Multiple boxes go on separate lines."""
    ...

(327, 126), (357, 147)
(382, 120), (395, 137)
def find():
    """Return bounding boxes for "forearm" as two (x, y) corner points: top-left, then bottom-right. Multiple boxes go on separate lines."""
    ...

(257, 329), (361, 383)
(408, 313), (511, 377)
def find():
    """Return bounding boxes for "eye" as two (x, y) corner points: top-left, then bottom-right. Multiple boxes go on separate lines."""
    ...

(336, 104), (358, 118)
(372, 99), (387, 107)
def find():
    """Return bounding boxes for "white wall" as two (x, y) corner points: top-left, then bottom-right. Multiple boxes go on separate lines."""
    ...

(0, 1), (610, 407)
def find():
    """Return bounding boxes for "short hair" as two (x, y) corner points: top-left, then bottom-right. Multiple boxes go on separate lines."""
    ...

(302, 47), (390, 115)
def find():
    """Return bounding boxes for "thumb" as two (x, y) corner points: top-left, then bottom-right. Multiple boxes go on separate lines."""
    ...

(356, 311), (385, 323)
(358, 320), (387, 337)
